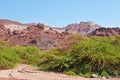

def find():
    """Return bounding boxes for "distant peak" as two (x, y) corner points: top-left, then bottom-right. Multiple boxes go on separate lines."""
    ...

(0, 19), (22, 25)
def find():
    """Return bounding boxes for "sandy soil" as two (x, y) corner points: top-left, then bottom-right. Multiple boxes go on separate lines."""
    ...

(0, 64), (119, 80)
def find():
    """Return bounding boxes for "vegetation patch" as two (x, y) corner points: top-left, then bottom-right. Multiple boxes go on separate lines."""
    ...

(0, 41), (21, 69)
(38, 36), (120, 77)
(0, 36), (120, 77)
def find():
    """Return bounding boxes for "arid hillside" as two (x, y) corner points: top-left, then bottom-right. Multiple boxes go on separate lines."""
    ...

(0, 19), (120, 50)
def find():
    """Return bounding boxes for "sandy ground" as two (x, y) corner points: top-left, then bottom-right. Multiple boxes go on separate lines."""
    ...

(0, 64), (119, 80)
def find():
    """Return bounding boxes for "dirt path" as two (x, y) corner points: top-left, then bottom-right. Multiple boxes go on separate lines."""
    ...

(0, 64), (119, 80)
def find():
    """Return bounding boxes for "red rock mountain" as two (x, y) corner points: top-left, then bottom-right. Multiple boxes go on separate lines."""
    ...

(65, 21), (101, 35)
(0, 19), (34, 31)
(0, 19), (120, 50)
(88, 27), (120, 36)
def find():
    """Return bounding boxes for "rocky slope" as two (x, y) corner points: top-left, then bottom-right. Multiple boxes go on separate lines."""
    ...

(7, 24), (70, 50)
(0, 20), (70, 50)
(65, 21), (101, 35)
(88, 27), (120, 36)
(0, 19), (34, 31)
(0, 19), (120, 50)
(0, 24), (10, 40)
(0, 19), (101, 34)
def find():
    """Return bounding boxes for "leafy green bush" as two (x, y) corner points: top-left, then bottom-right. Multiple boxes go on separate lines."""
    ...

(0, 40), (9, 50)
(101, 70), (109, 77)
(38, 49), (71, 72)
(12, 46), (42, 66)
(38, 38), (120, 77)
(110, 36), (120, 49)
(1, 35), (120, 78)
(0, 48), (21, 69)
(90, 36), (120, 49)
(64, 71), (76, 75)
(0, 40), (42, 69)
(70, 39), (120, 76)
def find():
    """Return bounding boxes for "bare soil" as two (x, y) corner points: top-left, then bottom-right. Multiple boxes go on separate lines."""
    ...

(0, 64), (119, 80)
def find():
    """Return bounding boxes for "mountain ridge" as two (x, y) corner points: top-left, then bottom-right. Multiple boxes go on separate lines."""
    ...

(0, 19), (101, 34)
(0, 19), (120, 50)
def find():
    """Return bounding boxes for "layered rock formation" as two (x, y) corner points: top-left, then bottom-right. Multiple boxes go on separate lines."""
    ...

(88, 27), (120, 36)
(7, 24), (70, 50)
(0, 20), (70, 50)
(0, 19), (119, 50)
(0, 19), (34, 31)
(65, 21), (101, 35)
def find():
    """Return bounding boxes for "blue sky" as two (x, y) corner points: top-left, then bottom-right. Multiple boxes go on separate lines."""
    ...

(0, 0), (120, 27)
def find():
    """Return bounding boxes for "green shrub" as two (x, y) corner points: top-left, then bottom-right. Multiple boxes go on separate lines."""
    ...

(2, 35), (118, 77)
(70, 39), (120, 76)
(110, 36), (120, 49)
(90, 36), (120, 49)
(101, 70), (109, 77)
(38, 49), (71, 72)
(12, 46), (42, 66)
(64, 71), (76, 75)
(0, 40), (9, 50)
(0, 48), (21, 69)
(0, 41), (21, 69)
(38, 38), (120, 77)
